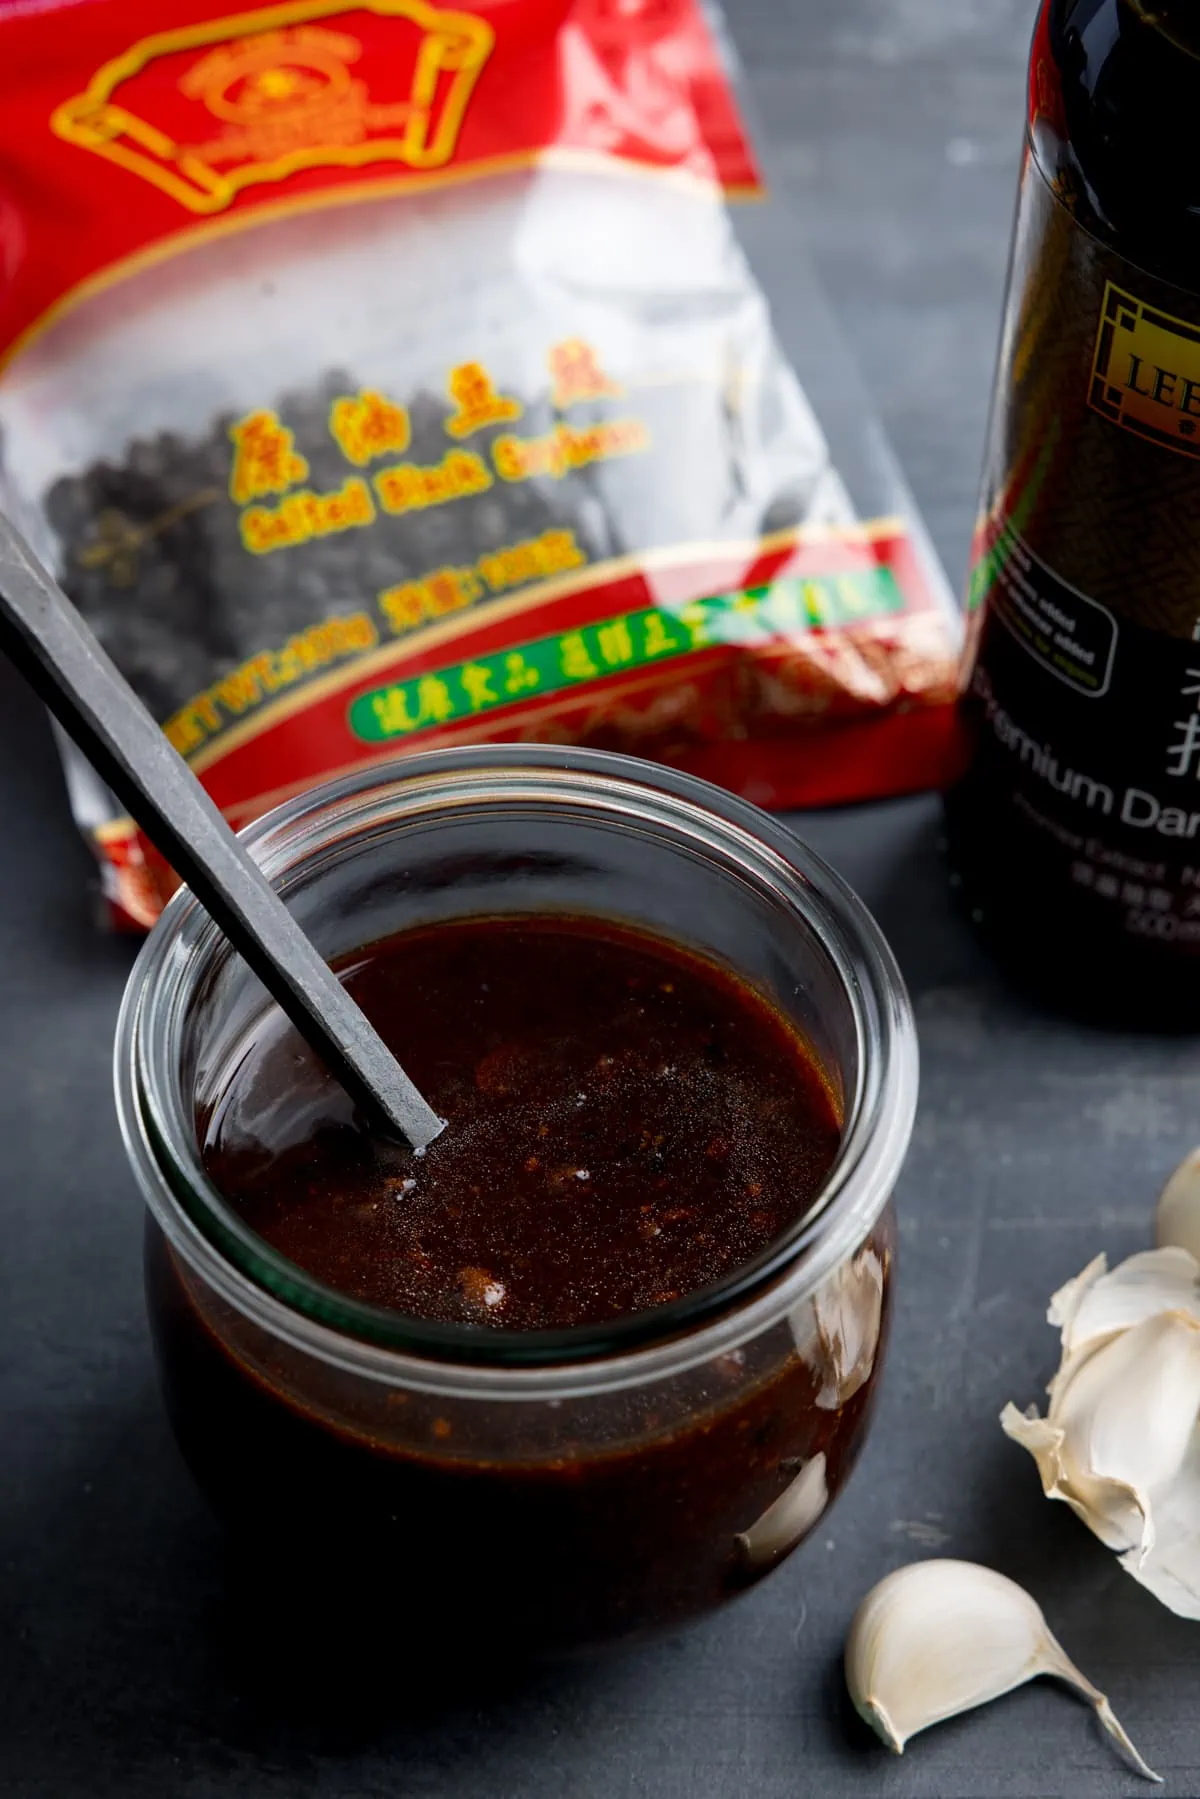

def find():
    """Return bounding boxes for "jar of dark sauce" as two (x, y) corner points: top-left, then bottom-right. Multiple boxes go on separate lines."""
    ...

(117, 747), (915, 1659)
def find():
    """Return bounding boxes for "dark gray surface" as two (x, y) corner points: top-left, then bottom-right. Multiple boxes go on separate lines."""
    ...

(4, 3), (1199, 1796)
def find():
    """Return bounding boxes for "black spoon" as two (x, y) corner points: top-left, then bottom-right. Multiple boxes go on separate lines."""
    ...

(0, 512), (444, 1152)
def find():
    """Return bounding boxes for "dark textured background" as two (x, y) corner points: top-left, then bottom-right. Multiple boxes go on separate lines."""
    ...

(5, 3), (1199, 1795)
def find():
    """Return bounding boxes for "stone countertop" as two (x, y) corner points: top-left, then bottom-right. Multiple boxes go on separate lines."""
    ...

(5, 4), (1198, 1795)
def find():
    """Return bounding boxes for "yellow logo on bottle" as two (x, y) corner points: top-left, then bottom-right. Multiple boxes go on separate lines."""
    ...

(1089, 280), (1200, 459)
(51, 0), (494, 216)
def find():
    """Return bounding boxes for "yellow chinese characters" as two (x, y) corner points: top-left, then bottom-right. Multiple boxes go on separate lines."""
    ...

(595, 617), (634, 666)
(559, 632), (598, 680)
(459, 662), (497, 710)
(478, 528), (584, 593)
(549, 338), (622, 409)
(444, 362), (522, 438)
(503, 652), (539, 693)
(379, 565), (482, 634)
(350, 598), (723, 752)
(379, 529), (589, 638)
(329, 389), (411, 466)
(558, 606), (710, 684)
(643, 613), (680, 657)
(228, 409), (308, 503)
(370, 674), (457, 738)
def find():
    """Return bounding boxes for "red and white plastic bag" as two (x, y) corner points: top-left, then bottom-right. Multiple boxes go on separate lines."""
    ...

(0, 0), (959, 925)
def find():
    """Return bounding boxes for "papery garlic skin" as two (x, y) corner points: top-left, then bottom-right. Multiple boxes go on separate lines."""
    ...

(844, 1559), (1158, 1781)
(1003, 1250), (1200, 1620)
(1050, 1249), (1200, 1357)
(1157, 1147), (1200, 1263)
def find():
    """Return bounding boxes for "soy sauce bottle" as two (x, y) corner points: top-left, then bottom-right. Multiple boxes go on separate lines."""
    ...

(945, 0), (1200, 1024)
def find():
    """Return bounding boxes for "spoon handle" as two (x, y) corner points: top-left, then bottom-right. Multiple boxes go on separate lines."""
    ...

(0, 514), (443, 1152)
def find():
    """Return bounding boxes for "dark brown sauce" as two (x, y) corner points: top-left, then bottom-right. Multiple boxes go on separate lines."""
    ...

(203, 915), (842, 1330)
(148, 915), (887, 1658)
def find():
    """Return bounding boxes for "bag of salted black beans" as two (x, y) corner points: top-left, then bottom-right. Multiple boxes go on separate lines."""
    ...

(0, 0), (960, 926)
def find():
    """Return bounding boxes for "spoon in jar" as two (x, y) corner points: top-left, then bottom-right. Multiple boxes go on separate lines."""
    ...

(0, 511), (444, 1153)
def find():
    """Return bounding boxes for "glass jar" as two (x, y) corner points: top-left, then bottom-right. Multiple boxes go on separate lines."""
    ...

(116, 746), (915, 1658)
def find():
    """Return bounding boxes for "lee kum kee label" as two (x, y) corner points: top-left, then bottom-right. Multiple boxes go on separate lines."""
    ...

(1089, 281), (1200, 460)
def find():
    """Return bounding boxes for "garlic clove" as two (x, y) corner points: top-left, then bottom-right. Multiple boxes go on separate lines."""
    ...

(1062, 1314), (1200, 1535)
(1000, 1399), (1145, 1556)
(735, 1451), (827, 1568)
(1047, 1251), (1109, 1347)
(1157, 1147), (1200, 1262)
(1050, 1248), (1200, 1359)
(846, 1560), (1045, 1751)
(844, 1559), (1159, 1782)
(1121, 1431), (1200, 1619)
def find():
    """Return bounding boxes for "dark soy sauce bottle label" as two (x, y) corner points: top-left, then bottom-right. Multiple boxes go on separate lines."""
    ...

(946, 0), (1200, 1021)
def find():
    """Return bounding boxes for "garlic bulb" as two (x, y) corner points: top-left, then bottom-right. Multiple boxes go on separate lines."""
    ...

(1002, 1248), (1200, 1617)
(845, 1559), (1158, 1782)
(1157, 1146), (1200, 1263)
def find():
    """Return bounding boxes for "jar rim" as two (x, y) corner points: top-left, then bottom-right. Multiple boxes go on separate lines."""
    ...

(115, 745), (917, 1400)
